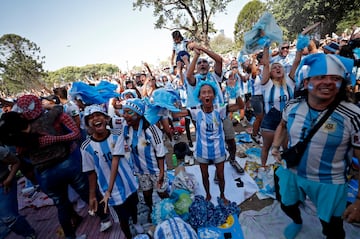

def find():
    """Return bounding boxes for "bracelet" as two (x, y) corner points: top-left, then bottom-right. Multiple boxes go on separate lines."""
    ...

(272, 145), (280, 150)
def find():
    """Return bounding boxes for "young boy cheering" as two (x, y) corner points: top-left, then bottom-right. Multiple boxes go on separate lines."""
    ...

(81, 105), (144, 239)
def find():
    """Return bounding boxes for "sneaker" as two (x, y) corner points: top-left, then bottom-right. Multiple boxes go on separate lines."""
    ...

(251, 134), (262, 144)
(184, 155), (190, 164)
(133, 223), (145, 234)
(100, 220), (112, 232)
(230, 160), (245, 174)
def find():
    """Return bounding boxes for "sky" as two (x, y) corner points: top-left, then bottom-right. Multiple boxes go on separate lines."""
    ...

(0, 0), (248, 72)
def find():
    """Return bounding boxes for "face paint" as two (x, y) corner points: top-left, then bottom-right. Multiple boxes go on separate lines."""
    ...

(124, 109), (135, 115)
(336, 82), (341, 89)
(308, 82), (314, 91)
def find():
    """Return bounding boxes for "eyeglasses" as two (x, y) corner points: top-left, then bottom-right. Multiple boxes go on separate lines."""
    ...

(197, 60), (208, 65)
(281, 46), (289, 50)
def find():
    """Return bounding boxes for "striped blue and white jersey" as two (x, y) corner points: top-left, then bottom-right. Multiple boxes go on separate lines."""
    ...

(249, 74), (263, 96)
(154, 217), (197, 239)
(124, 123), (167, 175)
(262, 75), (295, 113)
(189, 104), (227, 160)
(81, 131), (138, 206)
(283, 99), (360, 184)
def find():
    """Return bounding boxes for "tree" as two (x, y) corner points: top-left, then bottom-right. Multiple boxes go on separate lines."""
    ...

(0, 34), (47, 95)
(234, 0), (267, 50)
(270, 0), (360, 40)
(336, 8), (360, 34)
(209, 32), (234, 55)
(133, 0), (234, 46)
(44, 63), (120, 87)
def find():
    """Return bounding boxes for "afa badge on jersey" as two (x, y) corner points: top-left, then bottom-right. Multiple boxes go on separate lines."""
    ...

(322, 120), (336, 133)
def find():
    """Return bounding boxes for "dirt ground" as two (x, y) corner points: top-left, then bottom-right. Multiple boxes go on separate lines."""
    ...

(164, 119), (275, 212)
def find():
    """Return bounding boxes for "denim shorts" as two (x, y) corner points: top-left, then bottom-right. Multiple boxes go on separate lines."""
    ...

(176, 51), (190, 64)
(261, 107), (281, 131)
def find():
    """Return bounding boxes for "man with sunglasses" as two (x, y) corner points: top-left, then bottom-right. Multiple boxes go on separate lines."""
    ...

(186, 42), (245, 175)
(271, 42), (295, 75)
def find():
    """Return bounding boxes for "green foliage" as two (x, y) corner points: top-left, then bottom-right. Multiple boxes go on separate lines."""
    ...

(44, 63), (119, 87)
(133, 0), (234, 46)
(0, 34), (46, 95)
(209, 33), (234, 55)
(336, 8), (360, 34)
(234, 0), (267, 50)
(271, 0), (360, 40)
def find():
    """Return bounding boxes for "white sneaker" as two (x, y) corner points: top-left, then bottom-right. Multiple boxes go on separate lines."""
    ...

(251, 134), (262, 144)
(133, 223), (145, 234)
(188, 156), (195, 165)
(100, 220), (112, 232)
(184, 155), (191, 164)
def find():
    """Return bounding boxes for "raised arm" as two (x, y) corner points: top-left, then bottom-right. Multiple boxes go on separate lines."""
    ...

(261, 45), (271, 85)
(194, 44), (223, 76)
(186, 42), (200, 86)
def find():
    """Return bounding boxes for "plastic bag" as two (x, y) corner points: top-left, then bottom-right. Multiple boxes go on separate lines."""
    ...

(171, 166), (198, 193)
(242, 12), (283, 54)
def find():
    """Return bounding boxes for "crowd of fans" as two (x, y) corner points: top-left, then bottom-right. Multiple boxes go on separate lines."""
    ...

(1, 23), (360, 239)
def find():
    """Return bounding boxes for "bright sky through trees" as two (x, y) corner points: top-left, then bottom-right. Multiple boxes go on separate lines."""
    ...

(0, 0), (247, 71)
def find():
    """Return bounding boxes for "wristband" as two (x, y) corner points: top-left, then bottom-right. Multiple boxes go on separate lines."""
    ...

(272, 145), (280, 150)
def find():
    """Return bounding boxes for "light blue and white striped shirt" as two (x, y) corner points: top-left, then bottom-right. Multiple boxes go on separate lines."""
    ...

(284, 99), (360, 184)
(262, 75), (294, 113)
(123, 122), (167, 175)
(81, 131), (138, 205)
(189, 104), (227, 161)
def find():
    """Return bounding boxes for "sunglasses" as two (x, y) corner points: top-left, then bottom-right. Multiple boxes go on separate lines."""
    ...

(281, 46), (290, 50)
(197, 60), (208, 65)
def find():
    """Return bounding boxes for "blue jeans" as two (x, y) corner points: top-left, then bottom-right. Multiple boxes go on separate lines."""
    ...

(0, 177), (35, 237)
(35, 149), (109, 238)
(35, 149), (89, 238)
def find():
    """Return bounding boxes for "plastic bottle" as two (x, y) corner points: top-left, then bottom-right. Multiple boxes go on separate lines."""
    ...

(172, 153), (178, 167)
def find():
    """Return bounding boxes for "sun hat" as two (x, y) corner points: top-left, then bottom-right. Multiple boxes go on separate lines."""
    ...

(83, 104), (109, 126)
